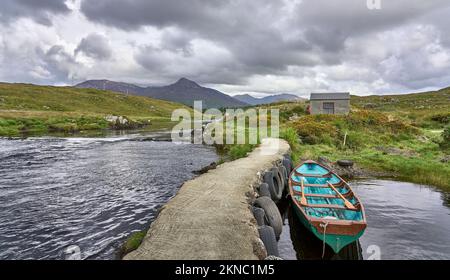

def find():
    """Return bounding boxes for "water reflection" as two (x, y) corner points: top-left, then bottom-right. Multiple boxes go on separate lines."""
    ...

(278, 180), (450, 260)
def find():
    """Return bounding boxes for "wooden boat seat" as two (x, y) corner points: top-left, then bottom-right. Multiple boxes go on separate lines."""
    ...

(306, 203), (360, 211)
(293, 191), (352, 199)
(293, 198), (361, 211)
(294, 169), (332, 178)
(291, 181), (352, 196)
(303, 182), (345, 188)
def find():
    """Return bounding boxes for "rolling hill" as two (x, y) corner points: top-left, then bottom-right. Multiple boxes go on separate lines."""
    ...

(75, 79), (145, 95)
(351, 87), (450, 127)
(0, 82), (192, 136)
(76, 78), (248, 109)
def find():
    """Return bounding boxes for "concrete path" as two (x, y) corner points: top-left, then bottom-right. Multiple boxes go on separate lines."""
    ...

(123, 138), (290, 260)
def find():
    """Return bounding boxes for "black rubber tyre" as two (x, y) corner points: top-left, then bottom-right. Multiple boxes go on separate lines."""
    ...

(258, 225), (279, 257)
(252, 207), (266, 226)
(263, 168), (283, 202)
(254, 197), (283, 239)
(274, 167), (285, 193)
(279, 165), (288, 186)
(258, 183), (271, 198)
(337, 159), (354, 167)
(282, 157), (293, 173)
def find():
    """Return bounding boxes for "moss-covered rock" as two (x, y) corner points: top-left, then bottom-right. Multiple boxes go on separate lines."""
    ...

(119, 230), (147, 258)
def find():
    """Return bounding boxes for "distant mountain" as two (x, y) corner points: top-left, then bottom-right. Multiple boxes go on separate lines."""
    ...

(75, 78), (248, 109)
(75, 79), (146, 95)
(143, 78), (248, 108)
(234, 93), (304, 105)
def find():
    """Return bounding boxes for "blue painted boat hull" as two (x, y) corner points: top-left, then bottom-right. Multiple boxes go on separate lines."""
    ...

(289, 160), (367, 254)
(291, 203), (365, 253)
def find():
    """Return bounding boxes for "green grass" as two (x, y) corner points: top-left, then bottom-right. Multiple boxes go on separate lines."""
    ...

(0, 83), (191, 136)
(274, 89), (450, 190)
(281, 113), (450, 190)
(212, 111), (280, 161)
(292, 143), (450, 190)
(216, 90), (450, 189)
(351, 87), (450, 129)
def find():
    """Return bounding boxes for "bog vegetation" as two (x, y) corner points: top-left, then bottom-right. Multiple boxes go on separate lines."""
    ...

(275, 87), (450, 190)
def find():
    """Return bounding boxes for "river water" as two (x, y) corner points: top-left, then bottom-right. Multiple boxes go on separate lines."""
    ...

(279, 179), (450, 260)
(2, 134), (449, 260)
(0, 135), (218, 260)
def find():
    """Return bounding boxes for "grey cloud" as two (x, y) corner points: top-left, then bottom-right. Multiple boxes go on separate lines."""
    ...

(0, 38), (78, 84)
(0, 0), (71, 26)
(296, 0), (450, 52)
(2, 0), (450, 93)
(379, 50), (450, 90)
(134, 45), (166, 71)
(421, 5), (450, 48)
(75, 34), (112, 60)
(103, 0), (319, 83)
(41, 45), (79, 82)
(80, 0), (225, 31)
(134, 44), (247, 85)
(160, 29), (194, 56)
(80, 0), (450, 87)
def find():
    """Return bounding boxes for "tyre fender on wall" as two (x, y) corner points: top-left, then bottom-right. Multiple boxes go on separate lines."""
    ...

(263, 168), (283, 202)
(258, 225), (279, 257)
(258, 183), (271, 198)
(252, 207), (266, 226)
(282, 157), (293, 174)
(279, 165), (288, 191)
(254, 196), (283, 239)
(274, 167), (285, 192)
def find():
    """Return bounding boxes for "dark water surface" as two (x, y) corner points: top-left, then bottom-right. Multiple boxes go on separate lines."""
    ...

(279, 180), (450, 260)
(0, 136), (218, 260)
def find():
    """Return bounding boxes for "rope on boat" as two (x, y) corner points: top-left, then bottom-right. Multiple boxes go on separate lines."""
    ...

(319, 221), (329, 259)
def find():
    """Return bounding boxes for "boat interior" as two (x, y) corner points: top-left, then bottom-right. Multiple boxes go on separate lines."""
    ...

(290, 162), (364, 222)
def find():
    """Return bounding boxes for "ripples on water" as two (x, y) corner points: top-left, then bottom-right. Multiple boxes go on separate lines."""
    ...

(279, 180), (450, 260)
(354, 180), (450, 260)
(0, 137), (218, 260)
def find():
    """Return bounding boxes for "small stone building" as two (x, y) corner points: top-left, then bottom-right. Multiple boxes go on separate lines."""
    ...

(309, 92), (350, 115)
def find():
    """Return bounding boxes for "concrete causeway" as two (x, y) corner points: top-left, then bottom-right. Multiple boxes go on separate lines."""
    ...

(123, 138), (290, 260)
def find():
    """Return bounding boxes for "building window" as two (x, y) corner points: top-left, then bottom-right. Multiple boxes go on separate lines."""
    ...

(323, 102), (335, 114)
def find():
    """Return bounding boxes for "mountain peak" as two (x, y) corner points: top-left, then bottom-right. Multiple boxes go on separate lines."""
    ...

(174, 77), (201, 88)
(76, 78), (248, 108)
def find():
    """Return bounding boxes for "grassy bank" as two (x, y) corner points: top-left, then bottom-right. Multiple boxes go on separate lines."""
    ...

(276, 90), (450, 190)
(351, 87), (450, 129)
(0, 83), (191, 136)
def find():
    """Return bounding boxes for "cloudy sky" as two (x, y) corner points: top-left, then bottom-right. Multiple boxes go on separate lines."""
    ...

(1, 0), (450, 97)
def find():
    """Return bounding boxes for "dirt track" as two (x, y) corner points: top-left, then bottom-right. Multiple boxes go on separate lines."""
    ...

(123, 138), (290, 260)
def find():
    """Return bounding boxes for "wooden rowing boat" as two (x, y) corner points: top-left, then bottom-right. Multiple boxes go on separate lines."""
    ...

(288, 160), (367, 254)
